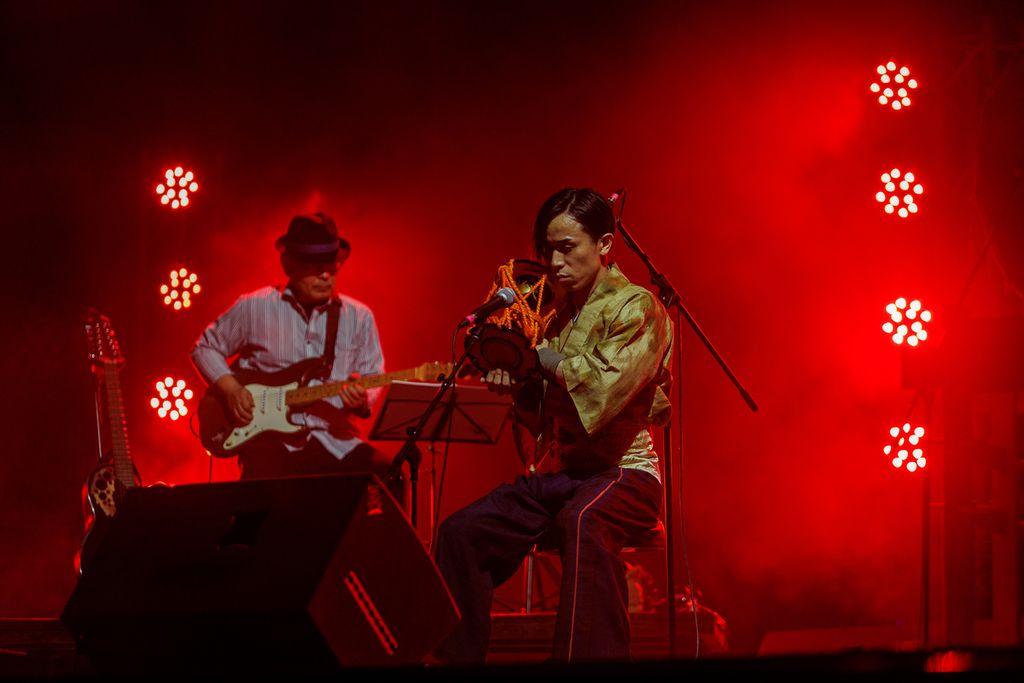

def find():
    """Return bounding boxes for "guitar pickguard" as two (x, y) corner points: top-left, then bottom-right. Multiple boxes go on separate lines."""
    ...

(221, 381), (304, 452)
(86, 463), (120, 518)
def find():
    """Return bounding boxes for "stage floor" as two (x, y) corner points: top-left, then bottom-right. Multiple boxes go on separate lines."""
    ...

(1, 617), (1021, 677)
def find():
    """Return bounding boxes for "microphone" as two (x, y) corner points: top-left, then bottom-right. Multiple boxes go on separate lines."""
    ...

(607, 188), (625, 204)
(459, 287), (517, 328)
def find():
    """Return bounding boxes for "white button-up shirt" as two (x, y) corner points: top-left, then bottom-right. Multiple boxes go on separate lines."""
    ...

(190, 285), (385, 458)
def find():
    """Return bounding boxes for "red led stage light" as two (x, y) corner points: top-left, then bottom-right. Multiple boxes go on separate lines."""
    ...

(155, 166), (199, 209)
(875, 168), (923, 218)
(870, 61), (918, 111)
(149, 376), (195, 421)
(160, 267), (201, 311)
(882, 297), (932, 346)
(884, 423), (926, 472)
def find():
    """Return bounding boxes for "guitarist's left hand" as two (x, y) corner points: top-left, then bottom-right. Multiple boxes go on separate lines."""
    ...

(340, 373), (371, 418)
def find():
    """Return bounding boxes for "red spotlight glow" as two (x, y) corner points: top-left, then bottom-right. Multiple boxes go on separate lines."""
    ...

(882, 297), (932, 346)
(149, 376), (195, 421)
(875, 168), (923, 218)
(884, 423), (926, 472)
(155, 166), (199, 209)
(870, 61), (918, 110)
(160, 267), (201, 311)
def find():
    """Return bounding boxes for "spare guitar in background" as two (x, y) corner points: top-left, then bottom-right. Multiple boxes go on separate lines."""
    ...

(77, 308), (142, 574)
(197, 360), (454, 458)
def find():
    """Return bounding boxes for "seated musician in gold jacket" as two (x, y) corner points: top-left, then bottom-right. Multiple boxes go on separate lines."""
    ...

(432, 187), (673, 664)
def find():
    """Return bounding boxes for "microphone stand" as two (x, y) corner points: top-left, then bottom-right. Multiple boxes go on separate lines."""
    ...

(613, 191), (758, 658)
(386, 324), (485, 534)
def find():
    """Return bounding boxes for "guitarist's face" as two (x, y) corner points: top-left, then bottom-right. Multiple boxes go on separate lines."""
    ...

(283, 251), (348, 305)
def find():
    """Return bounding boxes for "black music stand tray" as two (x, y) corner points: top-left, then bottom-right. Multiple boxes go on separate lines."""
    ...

(369, 380), (511, 541)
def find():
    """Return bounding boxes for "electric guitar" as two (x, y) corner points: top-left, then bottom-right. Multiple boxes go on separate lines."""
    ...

(76, 309), (141, 574)
(197, 359), (453, 457)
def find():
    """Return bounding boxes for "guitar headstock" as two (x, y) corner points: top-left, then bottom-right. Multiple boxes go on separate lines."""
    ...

(414, 361), (454, 382)
(83, 308), (125, 370)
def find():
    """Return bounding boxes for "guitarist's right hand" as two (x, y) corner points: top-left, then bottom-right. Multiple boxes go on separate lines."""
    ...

(214, 374), (255, 426)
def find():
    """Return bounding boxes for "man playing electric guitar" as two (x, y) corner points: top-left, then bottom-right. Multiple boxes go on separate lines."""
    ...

(191, 212), (406, 504)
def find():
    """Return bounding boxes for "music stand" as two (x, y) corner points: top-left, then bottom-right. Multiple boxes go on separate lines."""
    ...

(370, 380), (511, 542)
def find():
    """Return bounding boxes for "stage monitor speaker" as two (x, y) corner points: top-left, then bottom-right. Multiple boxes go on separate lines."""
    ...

(61, 473), (459, 673)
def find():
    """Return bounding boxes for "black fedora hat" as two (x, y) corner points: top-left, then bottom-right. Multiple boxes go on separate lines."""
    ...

(275, 212), (351, 263)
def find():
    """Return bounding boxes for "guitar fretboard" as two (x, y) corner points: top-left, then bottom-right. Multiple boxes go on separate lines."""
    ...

(102, 363), (135, 489)
(285, 367), (436, 407)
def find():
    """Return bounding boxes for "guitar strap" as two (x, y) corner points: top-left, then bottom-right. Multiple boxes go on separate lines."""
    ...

(318, 299), (342, 379)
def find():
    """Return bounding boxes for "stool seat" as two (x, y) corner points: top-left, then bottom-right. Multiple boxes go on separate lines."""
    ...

(622, 520), (666, 551)
(534, 520), (666, 554)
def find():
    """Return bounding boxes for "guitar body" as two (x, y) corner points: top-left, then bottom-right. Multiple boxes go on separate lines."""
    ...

(76, 459), (142, 573)
(198, 358), (327, 458)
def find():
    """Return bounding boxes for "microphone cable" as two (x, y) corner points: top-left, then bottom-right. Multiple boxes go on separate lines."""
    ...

(429, 322), (463, 554)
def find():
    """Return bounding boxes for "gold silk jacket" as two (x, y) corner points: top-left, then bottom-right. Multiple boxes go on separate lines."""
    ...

(523, 264), (673, 481)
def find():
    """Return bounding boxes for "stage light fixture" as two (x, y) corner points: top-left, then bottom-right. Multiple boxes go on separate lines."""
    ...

(149, 376), (195, 422)
(884, 423), (926, 472)
(870, 61), (918, 110)
(155, 166), (199, 209)
(875, 168), (923, 218)
(160, 267), (202, 311)
(882, 297), (932, 346)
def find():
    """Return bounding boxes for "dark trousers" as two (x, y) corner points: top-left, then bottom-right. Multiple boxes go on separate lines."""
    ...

(237, 437), (407, 509)
(433, 466), (662, 664)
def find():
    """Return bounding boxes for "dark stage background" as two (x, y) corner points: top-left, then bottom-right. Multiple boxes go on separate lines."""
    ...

(2, 0), (1023, 657)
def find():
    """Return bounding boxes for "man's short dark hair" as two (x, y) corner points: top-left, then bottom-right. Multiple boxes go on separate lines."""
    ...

(532, 188), (616, 261)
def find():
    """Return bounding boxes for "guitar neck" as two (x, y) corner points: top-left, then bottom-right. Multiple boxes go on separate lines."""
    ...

(285, 367), (423, 407)
(101, 364), (135, 488)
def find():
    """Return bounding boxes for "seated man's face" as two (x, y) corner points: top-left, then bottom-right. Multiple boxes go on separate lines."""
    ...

(543, 213), (610, 297)
(284, 251), (348, 305)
